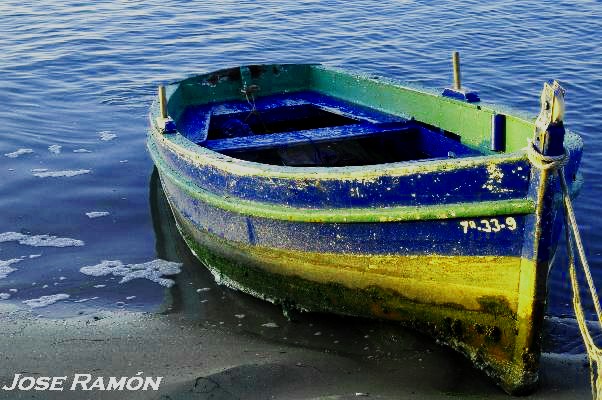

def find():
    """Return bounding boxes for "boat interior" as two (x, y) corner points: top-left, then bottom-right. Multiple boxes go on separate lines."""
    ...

(176, 91), (483, 167)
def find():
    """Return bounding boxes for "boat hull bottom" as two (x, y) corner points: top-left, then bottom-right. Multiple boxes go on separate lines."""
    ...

(170, 205), (538, 395)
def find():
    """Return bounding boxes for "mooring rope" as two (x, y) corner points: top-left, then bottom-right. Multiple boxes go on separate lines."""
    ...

(528, 140), (602, 399)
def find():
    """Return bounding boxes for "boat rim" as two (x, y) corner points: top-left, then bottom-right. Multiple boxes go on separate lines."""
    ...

(149, 118), (537, 180)
(149, 63), (583, 181)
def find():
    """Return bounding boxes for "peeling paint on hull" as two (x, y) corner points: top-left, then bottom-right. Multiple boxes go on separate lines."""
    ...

(167, 198), (536, 394)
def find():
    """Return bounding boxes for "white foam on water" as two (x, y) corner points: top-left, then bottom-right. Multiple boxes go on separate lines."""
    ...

(32, 169), (91, 178)
(80, 259), (182, 287)
(29, 254), (42, 258)
(59, 276), (66, 280)
(9, 289), (18, 293)
(0, 232), (84, 247)
(4, 148), (33, 158)
(0, 258), (23, 279)
(234, 314), (245, 319)
(31, 168), (48, 173)
(119, 160), (128, 163)
(93, 284), (105, 288)
(48, 144), (62, 154)
(22, 293), (70, 308)
(0, 293), (10, 300)
(73, 296), (99, 303)
(99, 131), (117, 141)
(125, 296), (136, 300)
(73, 148), (92, 153)
(261, 322), (279, 328)
(196, 287), (211, 293)
(85, 211), (110, 219)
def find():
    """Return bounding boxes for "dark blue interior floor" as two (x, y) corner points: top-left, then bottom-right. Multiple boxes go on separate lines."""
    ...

(176, 91), (482, 167)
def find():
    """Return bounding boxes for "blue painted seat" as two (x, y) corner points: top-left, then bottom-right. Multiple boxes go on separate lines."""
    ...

(177, 91), (406, 144)
(177, 90), (481, 162)
(203, 121), (412, 152)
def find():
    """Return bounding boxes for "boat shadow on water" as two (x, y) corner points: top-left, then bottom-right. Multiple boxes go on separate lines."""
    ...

(148, 168), (589, 399)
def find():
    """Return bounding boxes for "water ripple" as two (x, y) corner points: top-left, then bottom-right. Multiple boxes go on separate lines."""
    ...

(0, 0), (601, 352)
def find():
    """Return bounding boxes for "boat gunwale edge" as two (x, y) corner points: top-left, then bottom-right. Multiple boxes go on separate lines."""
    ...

(149, 138), (535, 223)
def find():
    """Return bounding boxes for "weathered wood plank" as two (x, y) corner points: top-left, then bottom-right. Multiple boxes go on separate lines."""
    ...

(203, 121), (412, 152)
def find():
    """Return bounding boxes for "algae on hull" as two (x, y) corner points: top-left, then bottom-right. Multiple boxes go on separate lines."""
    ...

(169, 203), (537, 394)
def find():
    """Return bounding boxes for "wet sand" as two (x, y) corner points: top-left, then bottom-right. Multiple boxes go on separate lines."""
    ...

(0, 305), (589, 400)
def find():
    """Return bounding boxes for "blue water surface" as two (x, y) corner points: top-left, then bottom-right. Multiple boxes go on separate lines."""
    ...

(1, 0), (601, 355)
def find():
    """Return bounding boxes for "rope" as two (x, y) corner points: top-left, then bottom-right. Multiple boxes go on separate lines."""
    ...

(526, 139), (568, 170)
(241, 84), (272, 133)
(241, 85), (258, 125)
(528, 141), (602, 398)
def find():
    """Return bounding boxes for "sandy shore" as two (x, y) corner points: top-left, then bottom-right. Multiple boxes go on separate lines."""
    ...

(0, 304), (590, 400)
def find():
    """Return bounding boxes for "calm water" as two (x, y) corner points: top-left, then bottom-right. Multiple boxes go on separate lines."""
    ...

(1, 0), (602, 355)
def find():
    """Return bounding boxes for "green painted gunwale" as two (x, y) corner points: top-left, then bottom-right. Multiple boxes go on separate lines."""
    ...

(152, 63), (581, 183)
(160, 63), (562, 155)
(149, 139), (535, 223)
(149, 64), (582, 222)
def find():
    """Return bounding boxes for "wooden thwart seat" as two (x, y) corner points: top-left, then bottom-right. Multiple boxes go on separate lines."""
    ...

(203, 121), (413, 152)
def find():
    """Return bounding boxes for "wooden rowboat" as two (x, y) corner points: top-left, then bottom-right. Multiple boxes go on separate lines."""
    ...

(147, 63), (582, 394)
